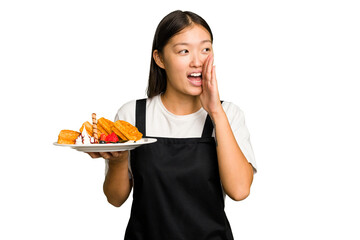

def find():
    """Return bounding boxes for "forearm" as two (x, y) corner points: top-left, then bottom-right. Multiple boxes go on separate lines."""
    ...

(211, 108), (254, 201)
(103, 158), (132, 207)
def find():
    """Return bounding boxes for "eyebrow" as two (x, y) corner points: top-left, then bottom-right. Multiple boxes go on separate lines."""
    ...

(172, 40), (212, 48)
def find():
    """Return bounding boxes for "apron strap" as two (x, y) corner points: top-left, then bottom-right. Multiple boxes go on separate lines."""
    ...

(201, 115), (214, 138)
(201, 101), (224, 138)
(135, 98), (147, 136)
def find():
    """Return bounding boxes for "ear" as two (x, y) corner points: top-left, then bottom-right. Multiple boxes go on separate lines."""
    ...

(153, 50), (165, 69)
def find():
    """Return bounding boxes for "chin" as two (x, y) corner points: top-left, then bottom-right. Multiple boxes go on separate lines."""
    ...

(186, 88), (202, 96)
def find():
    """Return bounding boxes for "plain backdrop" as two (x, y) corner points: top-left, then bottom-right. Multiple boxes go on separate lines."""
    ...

(1, 0), (359, 239)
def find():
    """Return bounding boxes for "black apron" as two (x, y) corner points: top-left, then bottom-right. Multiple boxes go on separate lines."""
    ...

(124, 99), (234, 240)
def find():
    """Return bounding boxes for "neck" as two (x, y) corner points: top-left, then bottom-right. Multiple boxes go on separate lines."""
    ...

(161, 91), (202, 115)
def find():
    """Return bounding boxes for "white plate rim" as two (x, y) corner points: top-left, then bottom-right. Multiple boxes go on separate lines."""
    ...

(53, 138), (157, 152)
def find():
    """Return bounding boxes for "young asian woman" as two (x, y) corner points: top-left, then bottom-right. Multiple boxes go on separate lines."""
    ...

(88, 10), (257, 240)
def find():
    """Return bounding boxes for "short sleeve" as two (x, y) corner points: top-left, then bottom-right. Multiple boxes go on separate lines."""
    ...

(222, 102), (257, 173)
(114, 100), (137, 124)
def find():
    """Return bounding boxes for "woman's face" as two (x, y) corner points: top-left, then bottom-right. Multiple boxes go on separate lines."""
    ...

(154, 24), (213, 97)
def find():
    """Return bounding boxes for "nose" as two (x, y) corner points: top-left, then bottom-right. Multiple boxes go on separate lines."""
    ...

(190, 53), (203, 68)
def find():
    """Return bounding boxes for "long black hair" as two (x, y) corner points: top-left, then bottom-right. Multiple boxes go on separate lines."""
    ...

(146, 10), (213, 98)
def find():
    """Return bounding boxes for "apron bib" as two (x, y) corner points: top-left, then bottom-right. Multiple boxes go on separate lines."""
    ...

(125, 99), (234, 240)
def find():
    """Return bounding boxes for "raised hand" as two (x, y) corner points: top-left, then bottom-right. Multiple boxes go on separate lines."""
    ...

(200, 54), (222, 116)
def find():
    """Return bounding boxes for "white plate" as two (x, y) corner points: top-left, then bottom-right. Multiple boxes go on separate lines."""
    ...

(53, 138), (157, 152)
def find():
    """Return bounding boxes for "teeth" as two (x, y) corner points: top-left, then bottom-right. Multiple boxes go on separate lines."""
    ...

(190, 73), (201, 77)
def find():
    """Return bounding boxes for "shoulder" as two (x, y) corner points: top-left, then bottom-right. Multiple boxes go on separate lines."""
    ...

(221, 101), (246, 126)
(114, 97), (159, 125)
(114, 99), (137, 124)
(222, 101), (244, 114)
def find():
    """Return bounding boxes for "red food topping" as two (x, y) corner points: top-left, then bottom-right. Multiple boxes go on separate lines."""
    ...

(105, 132), (119, 143)
(100, 133), (107, 141)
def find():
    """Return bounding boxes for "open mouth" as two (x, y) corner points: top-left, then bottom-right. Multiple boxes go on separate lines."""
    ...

(189, 72), (202, 78)
(187, 72), (202, 86)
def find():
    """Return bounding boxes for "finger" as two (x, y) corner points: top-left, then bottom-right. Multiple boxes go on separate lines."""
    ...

(88, 152), (101, 158)
(203, 54), (211, 79)
(211, 65), (216, 85)
(206, 55), (214, 82)
(111, 151), (121, 158)
(99, 152), (112, 159)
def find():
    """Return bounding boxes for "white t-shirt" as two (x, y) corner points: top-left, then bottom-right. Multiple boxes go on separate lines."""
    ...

(105, 94), (257, 177)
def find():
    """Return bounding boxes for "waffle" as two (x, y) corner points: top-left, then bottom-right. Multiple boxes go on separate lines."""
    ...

(112, 120), (142, 141)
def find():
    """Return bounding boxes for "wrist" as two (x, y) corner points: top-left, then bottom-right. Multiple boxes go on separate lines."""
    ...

(209, 106), (226, 122)
(108, 161), (128, 175)
(108, 152), (129, 167)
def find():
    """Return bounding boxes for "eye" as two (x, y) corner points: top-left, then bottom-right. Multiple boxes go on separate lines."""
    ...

(202, 48), (211, 53)
(179, 49), (189, 54)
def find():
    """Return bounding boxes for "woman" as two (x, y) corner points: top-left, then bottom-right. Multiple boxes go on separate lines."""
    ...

(89, 10), (257, 240)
